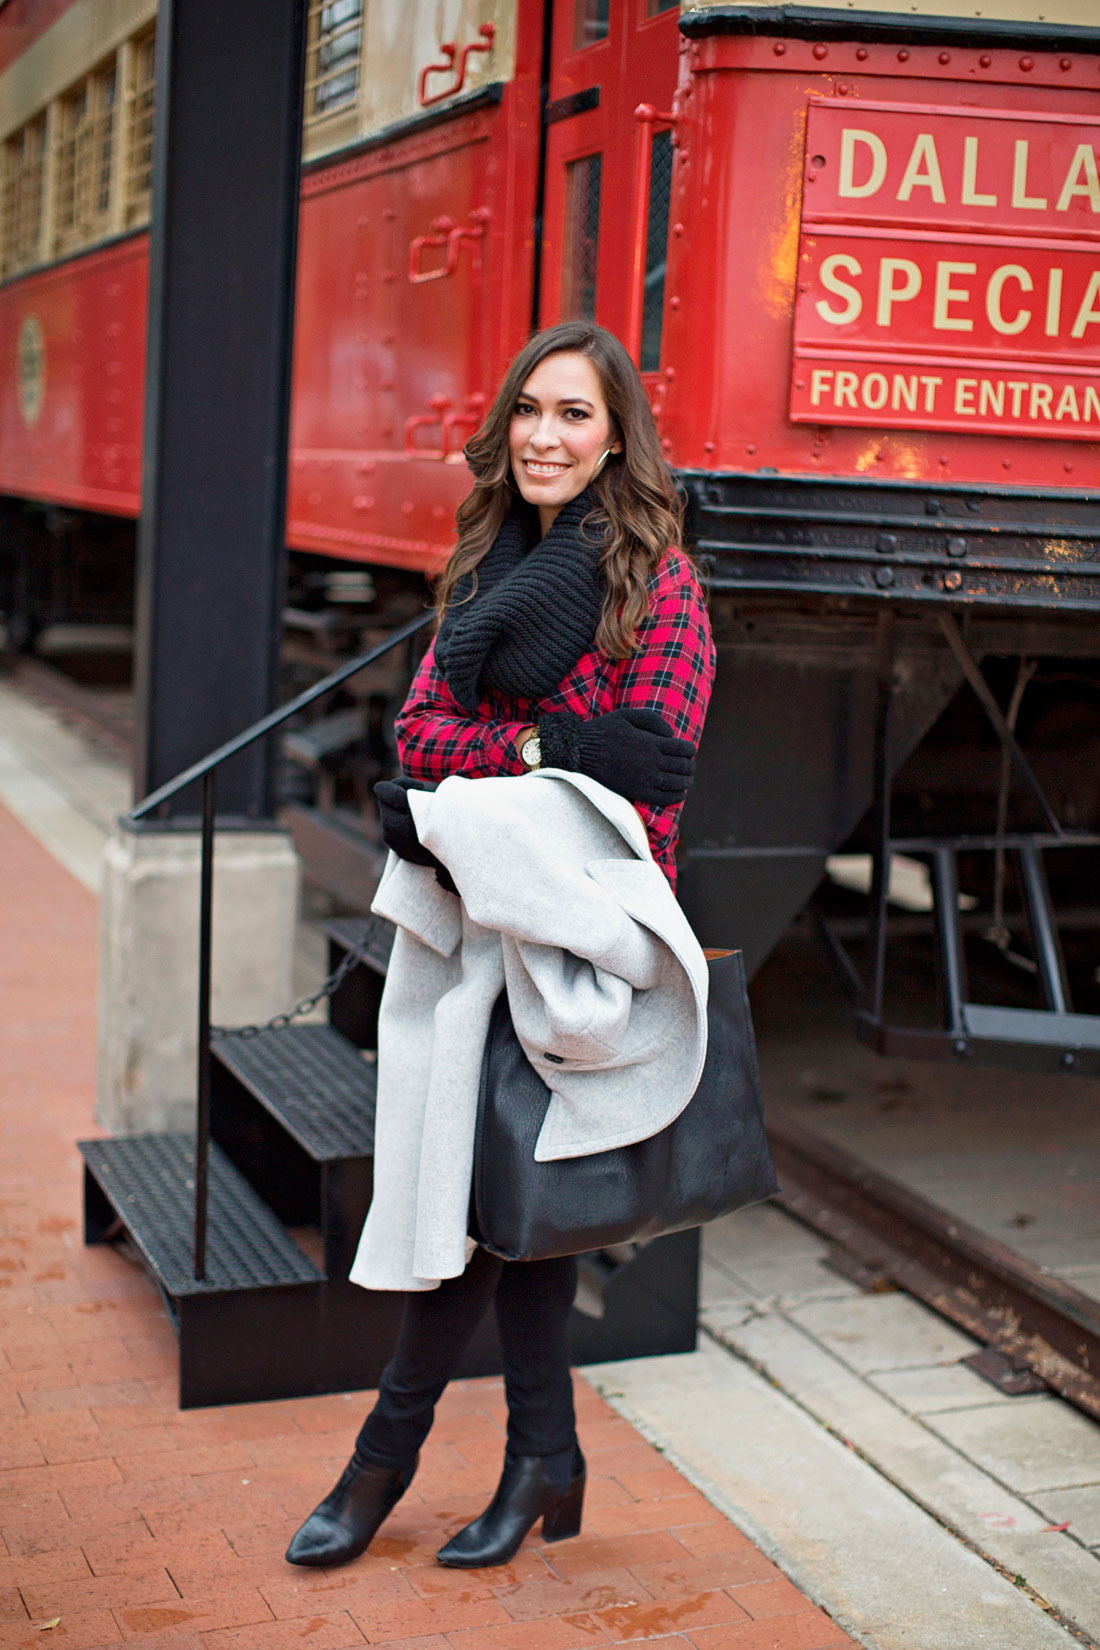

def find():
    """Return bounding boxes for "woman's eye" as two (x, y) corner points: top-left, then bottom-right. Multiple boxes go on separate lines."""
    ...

(515, 401), (535, 416)
(565, 408), (589, 420)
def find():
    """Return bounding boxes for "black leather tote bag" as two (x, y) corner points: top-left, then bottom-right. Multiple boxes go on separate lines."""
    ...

(472, 950), (778, 1262)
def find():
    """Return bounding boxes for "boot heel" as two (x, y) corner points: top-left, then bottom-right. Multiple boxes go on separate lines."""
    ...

(437, 1450), (586, 1568)
(541, 1471), (585, 1543)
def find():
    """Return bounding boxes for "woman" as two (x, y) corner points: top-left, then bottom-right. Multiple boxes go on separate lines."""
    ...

(286, 320), (716, 1572)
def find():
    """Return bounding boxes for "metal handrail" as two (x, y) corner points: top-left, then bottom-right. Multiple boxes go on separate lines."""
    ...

(127, 608), (434, 1279)
(128, 610), (434, 821)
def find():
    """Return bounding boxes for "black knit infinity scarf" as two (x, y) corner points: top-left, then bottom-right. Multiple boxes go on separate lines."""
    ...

(434, 487), (607, 712)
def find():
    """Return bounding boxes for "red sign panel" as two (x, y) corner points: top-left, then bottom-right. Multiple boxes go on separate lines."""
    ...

(791, 99), (1100, 441)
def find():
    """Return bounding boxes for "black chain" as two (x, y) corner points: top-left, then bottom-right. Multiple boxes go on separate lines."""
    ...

(211, 926), (380, 1041)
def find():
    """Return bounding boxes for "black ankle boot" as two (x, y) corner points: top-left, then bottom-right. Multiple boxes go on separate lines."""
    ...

(285, 1453), (417, 1568)
(436, 1445), (585, 1568)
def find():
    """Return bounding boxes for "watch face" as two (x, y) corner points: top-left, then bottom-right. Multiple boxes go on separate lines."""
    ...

(521, 736), (541, 769)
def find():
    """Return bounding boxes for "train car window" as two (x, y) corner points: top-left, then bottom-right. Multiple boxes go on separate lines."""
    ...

(0, 116), (47, 277)
(55, 86), (88, 253)
(303, 2), (517, 160)
(574, 0), (610, 49)
(562, 153), (602, 319)
(306, 0), (363, 117)
(640, 127), (672, 371)
(125, 28), (156, 229)
(95, 67), (117, 220)
(645, 0), (677, 12)
(54, 62), (117, 257)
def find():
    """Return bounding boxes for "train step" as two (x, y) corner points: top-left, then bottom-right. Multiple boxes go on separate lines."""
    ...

(817, 617), (1100, 1078)
(960, 1004), (1100, 1075)
(283, 804), (386, 915)
(282, 706), (364, 770)
(210, 1023), (377, 1276)
(79, 1132), (325, 1407)
(840, 831), (1100, 1076)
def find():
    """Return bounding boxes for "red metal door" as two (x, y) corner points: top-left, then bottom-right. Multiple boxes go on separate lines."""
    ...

(288, 6), (544, 573)
(539, 1), (680, 383)
(288, 0), (682, 574)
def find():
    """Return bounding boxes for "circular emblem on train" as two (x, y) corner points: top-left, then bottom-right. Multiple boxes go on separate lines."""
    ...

(18, 315), (46, 426)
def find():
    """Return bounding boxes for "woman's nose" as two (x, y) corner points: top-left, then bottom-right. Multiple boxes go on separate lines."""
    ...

(529, 417), (560, 451)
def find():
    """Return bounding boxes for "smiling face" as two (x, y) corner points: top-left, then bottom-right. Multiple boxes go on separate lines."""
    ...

(507, 350), (621, 535)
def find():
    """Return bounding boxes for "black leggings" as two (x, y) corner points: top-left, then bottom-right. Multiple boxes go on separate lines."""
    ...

(354, 1247), (578, 1471)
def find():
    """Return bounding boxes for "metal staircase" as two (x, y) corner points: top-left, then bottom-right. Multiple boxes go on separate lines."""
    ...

(811, 613), (1100, 1076)
(81, 598), (1098, 1408)
(79, 620), (699, 1409)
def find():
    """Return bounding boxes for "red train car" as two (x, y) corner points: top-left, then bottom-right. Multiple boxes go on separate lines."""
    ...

(3, 4), (1097, 561)
(4, 3), (1096, 549)
(3, 0), (1100, 1060)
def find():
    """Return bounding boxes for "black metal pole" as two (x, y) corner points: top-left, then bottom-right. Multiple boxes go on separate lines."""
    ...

(929, 845), (967, 1037)
(1018, 841), (1070, 1014)
(867, 610), (896, 1023)
(807, 900), (868, 1009)
(194, 768), (216, 1282)
(937, 615), (1063, 839)
(133, 0), (308, 821)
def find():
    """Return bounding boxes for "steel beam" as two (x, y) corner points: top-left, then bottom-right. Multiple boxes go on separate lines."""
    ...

(133, 0), (307, 819)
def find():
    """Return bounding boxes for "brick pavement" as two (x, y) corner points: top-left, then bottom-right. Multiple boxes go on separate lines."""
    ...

(0, 800), (857, 1650)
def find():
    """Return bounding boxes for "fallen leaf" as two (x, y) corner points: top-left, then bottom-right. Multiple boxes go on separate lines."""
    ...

(1043, 1522), (1070, 1533)
(38, 1621), (60, 1633)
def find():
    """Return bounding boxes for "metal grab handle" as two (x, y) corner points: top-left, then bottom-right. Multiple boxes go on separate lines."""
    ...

(404, 393), (453, 458)
(418, 21), (495, 107)
(404, 392), (486, 461)
(408, 215), (457, 283)
(442, 391), (486, 456)
(408, 208), (490, 284)
(625, 103), (677, 366)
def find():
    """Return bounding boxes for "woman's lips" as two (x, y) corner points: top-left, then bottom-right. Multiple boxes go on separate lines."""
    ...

(522, 459), (571, 478)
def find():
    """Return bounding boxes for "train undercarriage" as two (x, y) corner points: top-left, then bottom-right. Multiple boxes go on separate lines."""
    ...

(6, 481), (1100, 1075)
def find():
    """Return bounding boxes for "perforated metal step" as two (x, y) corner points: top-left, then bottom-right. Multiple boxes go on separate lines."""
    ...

(211, 1023), (376, 1159)
(79, 1134), (321, 1296)
(326, 912), (395, 974)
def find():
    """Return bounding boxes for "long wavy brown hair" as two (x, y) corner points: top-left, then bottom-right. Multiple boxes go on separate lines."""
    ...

(435, 322), (684, 659)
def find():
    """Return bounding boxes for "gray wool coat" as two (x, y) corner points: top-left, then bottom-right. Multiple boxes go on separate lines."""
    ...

(349, 769), (709, 1292)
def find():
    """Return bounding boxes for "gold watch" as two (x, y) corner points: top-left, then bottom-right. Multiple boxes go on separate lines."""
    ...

(519, 730), (542, 770)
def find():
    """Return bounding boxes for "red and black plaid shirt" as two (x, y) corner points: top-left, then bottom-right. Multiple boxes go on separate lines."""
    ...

(395, 548), (716, 889)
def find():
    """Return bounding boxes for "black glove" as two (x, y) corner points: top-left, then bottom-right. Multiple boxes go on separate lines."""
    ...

(373, 778), (457, 895)
(537, 708), (695, 807)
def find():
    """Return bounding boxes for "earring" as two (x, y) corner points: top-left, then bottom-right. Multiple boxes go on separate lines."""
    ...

(594, 448), (615, 474)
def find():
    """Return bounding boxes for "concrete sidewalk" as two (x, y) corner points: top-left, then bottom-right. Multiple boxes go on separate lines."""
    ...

(0, 797), (854, 1650)
(3, 674), (1096, 1650)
